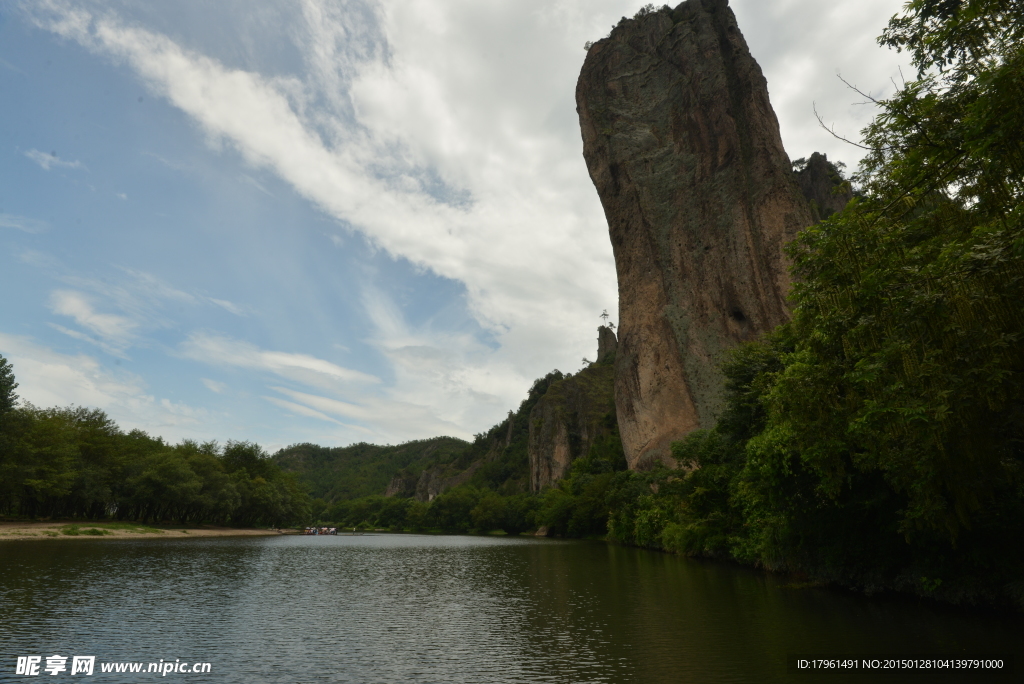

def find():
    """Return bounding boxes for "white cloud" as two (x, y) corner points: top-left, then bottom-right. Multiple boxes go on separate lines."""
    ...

(239, 174), (273, 197)
(49, 289), (137, 348)
(270, 385), (469, 442)
(116, 192), (128, 200)
(18, 0), (916, 444)
(176, 324), (483, 440)
(0, 332), (209, 439)
(25, 148), (85, 171)
(48, 323), (130, 359)
(731, 0), (910, 165)
(206, 298), (246, 316)
(201, 377), (226, 393)
(180, 331), (380, 390)
(24, 0), (617, 390)
(1, 56), (27, 74)
(28, 257), (249, 350)
(357, 285), (518, 427)
(0, 213), (48, 234)
(263, 395), (342, 425)
(45, 269), (196, 341)
(272, 385), (369, 421)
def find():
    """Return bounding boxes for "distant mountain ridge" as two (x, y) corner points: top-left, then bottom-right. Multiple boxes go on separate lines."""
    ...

(271, 437), (469, 502)
(273, 326), (621, 503)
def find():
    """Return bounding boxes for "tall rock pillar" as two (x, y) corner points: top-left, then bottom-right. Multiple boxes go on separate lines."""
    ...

(576, 0), (813, 468)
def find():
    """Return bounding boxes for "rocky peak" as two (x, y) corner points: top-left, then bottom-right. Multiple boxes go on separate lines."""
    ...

(597, 325), (618, 362)
(794, 151), (854, 222)
(528, 326), (619, 490)
(576, 0), (814, 468)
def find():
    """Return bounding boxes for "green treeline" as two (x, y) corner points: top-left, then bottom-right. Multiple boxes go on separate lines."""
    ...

(296, 366), (621, 531)
(317, 491), (540, 536)
(273, 437), (471, 502)
(308, 421), (629, 536)
(0, 357), (309, 526)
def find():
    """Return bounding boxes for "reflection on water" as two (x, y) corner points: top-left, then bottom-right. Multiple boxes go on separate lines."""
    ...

(0, 535), (1020, 683)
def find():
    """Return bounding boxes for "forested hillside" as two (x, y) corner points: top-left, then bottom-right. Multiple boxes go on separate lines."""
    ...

(271, 437), (470, 502)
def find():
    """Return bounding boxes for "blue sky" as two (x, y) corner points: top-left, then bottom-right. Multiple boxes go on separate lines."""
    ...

(0, 0), (909, 452)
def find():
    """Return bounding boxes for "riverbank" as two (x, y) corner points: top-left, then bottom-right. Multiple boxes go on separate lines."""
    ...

(0, 521), (289, 541)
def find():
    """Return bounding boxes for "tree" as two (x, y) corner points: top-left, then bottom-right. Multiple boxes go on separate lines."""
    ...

(0, 354), (18, 416)
(786, 0), (1022, 537)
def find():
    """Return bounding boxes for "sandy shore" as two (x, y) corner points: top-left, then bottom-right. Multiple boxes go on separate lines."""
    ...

(0, 521), (290, 541)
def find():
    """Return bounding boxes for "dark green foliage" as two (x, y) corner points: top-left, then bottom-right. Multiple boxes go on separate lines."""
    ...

(272, 437), (469, 501)
(424, 486), (482, 533)
(881, 0), (1023, 76)
(325, 496), (420, 531)
(772, 0), (1024, 542)
(710, 0), (1024, 604)
(533, 421), (631, 538)
(0, 358), (309, 527)
(321, 487), (537, 535)
(0, 354), (17, 416)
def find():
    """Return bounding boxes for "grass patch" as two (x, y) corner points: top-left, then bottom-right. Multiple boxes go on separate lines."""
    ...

(100, 522), (164, 534)
(60, 525), (112, 536)
(68, 522), (165, 534)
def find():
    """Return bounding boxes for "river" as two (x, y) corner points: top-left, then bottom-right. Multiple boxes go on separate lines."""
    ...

(1, 534), (1020, 682)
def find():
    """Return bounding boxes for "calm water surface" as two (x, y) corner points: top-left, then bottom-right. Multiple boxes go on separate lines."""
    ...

(0, 535), (1020, 683)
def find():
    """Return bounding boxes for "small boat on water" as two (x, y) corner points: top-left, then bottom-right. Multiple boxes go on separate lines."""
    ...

(301, 526), (368, 536)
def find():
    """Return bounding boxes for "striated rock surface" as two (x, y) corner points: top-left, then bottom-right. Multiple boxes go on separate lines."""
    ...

(274, 437), (468, 501)
(384, 442), (498, 501)
(384, 473), (416, 498)
(576, 0), (814, 468)
(794, 151), (854, 222)
(382, 330), (621, 499)
(597, 324), (619, 362)
(528, 330), (619, 491)
(413, 463), (482, 502)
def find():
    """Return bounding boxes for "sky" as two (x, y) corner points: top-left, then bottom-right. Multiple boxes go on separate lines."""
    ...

(0, 0), (910, 452)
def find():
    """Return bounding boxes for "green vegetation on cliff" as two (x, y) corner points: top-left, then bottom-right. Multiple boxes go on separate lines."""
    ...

(292, 348), (624, 535)
(272, 437), (469, 502)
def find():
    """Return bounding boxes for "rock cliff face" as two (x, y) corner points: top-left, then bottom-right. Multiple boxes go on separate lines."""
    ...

(597, 325), (618, 362)
(412, 462), (482, 501)
(528, 328), (618, 491)
(795, 151), (854, 222)
(576, 0), (814, 468)
(384, 441), (498, 501)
